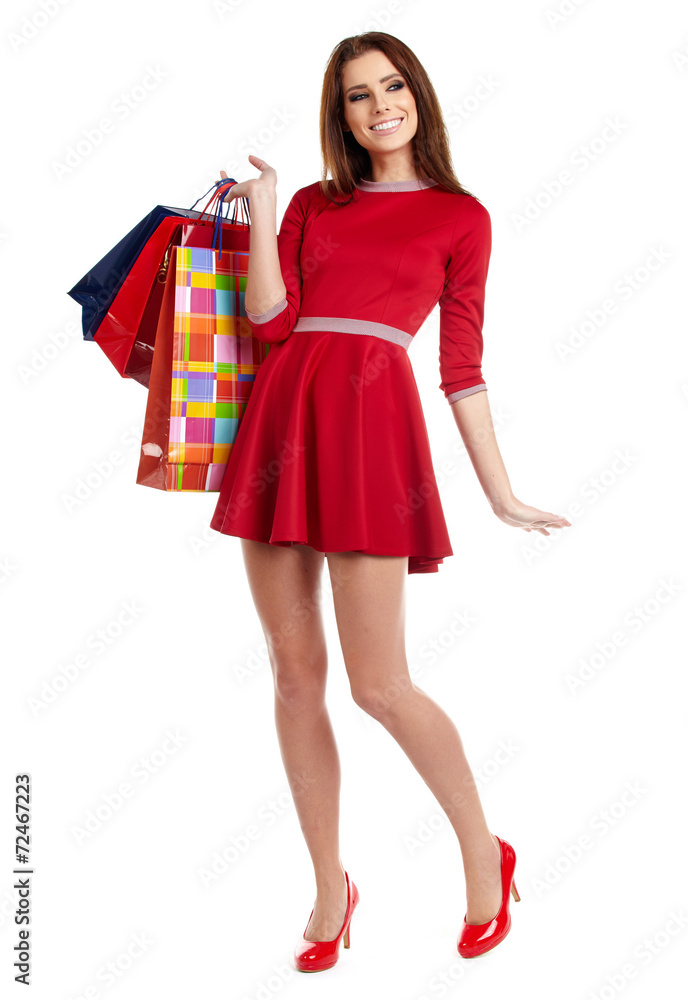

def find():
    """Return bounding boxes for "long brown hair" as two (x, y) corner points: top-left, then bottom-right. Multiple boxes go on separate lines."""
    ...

(319, 32), (478, 206)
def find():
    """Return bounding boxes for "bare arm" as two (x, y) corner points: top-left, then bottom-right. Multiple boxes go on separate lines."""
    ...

(450, 390), (572, 536)
(450, 390), (513, 511)
(218, 158), (286, 315)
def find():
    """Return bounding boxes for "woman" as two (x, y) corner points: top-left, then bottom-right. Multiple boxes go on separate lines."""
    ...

(210, 31), (571, 971)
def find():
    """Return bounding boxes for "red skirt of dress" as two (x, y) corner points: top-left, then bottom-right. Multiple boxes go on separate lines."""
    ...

(209, 328), (453, 574)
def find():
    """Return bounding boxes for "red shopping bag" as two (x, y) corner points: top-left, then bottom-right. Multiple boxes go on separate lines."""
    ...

(92, 215), (184, 386)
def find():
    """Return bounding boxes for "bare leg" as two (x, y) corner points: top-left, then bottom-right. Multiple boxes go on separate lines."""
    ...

(326, 551), (503, 924)
(240, 539), (348, 940)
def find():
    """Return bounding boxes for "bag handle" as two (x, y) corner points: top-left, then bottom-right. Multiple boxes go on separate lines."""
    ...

(189, 178), (250, 260)
(158, 179), (250, 282)
(189, 177), (248, 216)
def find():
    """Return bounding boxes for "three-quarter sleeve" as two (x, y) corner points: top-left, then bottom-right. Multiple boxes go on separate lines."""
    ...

(438, 197), (492, 403)
(244, 186), (309, 343)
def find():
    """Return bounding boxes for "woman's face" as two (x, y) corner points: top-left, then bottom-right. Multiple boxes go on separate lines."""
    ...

(341, 49), (418, 158)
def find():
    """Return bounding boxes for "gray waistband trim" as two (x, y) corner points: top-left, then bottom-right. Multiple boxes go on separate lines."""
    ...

(293, 316), (413, 350)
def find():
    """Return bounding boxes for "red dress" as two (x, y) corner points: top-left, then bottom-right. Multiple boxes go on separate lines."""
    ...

(209, 175), (492, 574)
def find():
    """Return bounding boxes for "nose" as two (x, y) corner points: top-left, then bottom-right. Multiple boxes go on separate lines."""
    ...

(371, 92), (391, 113)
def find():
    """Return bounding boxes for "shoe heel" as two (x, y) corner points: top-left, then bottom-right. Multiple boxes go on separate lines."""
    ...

(511, 880), (521, 902)
(343, 924), (351, 948)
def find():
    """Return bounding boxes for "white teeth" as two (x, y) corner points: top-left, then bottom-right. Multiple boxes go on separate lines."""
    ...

(371, 118), (402, 131)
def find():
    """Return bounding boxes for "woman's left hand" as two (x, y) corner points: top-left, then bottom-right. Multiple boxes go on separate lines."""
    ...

(493, 498), (572, 535)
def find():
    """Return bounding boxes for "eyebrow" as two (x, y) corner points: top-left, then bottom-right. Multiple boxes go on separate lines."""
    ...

(345, 73), (403, 94)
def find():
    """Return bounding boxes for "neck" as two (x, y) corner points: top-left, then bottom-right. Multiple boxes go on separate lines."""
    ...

(363, 152), (421, 184)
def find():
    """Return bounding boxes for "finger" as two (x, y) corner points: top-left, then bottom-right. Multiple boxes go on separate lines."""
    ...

(540, 512), (570, 526)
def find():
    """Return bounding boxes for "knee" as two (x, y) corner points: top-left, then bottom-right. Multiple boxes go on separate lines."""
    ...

(271, 652), (327, 709)
(350, 673), (415, 720)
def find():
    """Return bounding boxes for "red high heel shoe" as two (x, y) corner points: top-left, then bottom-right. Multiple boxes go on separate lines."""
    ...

(457, 834), (520, 959)
(294, 870), (359, 972)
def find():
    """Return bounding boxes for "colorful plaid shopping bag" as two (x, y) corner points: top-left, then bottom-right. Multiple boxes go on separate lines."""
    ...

(136, 243), (270, 492)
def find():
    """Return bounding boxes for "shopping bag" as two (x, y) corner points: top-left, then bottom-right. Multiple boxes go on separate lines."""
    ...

(70, 180), (249, 386)
(136, 243), (269, 492)
(67, 177), (250, 343)
(91, 208), (251, 388)
(67, 203), (190, 341)
(91, 215), (185, 386)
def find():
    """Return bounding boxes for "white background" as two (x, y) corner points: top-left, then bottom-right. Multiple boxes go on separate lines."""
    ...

(2, 0), (687, 997)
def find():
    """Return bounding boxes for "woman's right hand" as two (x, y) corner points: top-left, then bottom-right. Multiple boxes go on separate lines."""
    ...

(217, 154), (277, 203)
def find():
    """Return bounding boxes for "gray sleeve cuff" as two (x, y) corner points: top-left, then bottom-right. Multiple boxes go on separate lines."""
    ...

(245, 296), (287, 324)
(447, 384), (487, 403)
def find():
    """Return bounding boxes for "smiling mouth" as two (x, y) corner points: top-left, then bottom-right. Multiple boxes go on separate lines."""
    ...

(369, 118), (403, 131)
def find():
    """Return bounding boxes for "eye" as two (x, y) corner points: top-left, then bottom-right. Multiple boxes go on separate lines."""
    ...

(349, 81), (404, 102)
